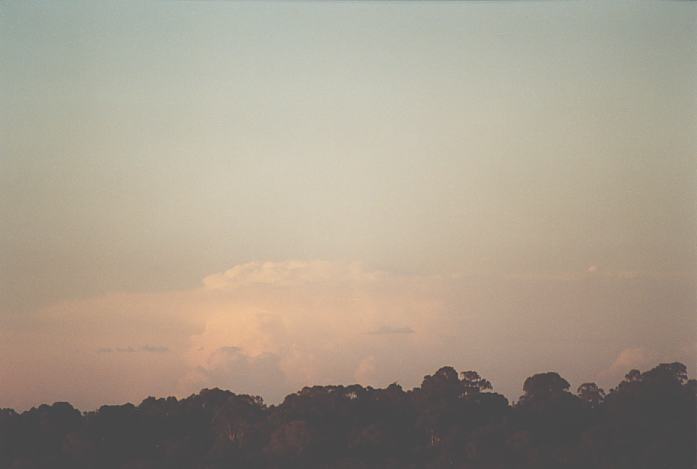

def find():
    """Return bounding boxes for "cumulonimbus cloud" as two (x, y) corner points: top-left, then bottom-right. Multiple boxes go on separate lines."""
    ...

(0, 260), (693, 410)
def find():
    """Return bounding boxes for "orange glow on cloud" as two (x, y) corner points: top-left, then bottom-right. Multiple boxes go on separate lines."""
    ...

(0, 261), (693, 410)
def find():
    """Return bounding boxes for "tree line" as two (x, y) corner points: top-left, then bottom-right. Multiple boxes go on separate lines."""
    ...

(1, 362), (694, 468)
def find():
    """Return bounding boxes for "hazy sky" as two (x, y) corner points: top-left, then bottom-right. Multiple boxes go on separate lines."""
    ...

(1, 1), (695, 410)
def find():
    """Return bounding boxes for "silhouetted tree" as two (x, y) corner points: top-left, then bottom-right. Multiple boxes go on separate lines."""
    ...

(519, 372), (571, 403)
(460, 370), (493, 396)
(577, 382), (605, 407)
(0, 362), (694, 469)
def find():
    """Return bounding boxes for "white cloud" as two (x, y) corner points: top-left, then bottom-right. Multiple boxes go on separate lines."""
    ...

(182, 261), (444, 396)
(0, 260), (693, 410)
(354, 356), (378, 385)
(201, 260), (386, 290)
(182, 346), (288, 401)
(597, 347), (655, 384)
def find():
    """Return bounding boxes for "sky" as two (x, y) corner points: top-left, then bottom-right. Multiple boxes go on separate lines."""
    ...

(1, 1), (695, 411)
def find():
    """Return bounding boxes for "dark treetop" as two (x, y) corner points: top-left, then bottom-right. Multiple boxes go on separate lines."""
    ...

(1, 362), (695, 469)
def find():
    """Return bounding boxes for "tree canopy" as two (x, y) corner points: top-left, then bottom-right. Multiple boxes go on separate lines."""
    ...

(0, 362), (694, 469)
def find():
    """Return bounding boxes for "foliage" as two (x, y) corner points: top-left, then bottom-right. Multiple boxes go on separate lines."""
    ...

(0, 362), (694, 468)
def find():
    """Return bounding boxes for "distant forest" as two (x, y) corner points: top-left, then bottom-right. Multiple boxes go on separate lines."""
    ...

(1, 362), (694, 469)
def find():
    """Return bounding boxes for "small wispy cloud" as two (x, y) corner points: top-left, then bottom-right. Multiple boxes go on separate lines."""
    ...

(141, 345), (169, 353)
(97, 345), (169, 354)
(368, 325), (415, 335)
